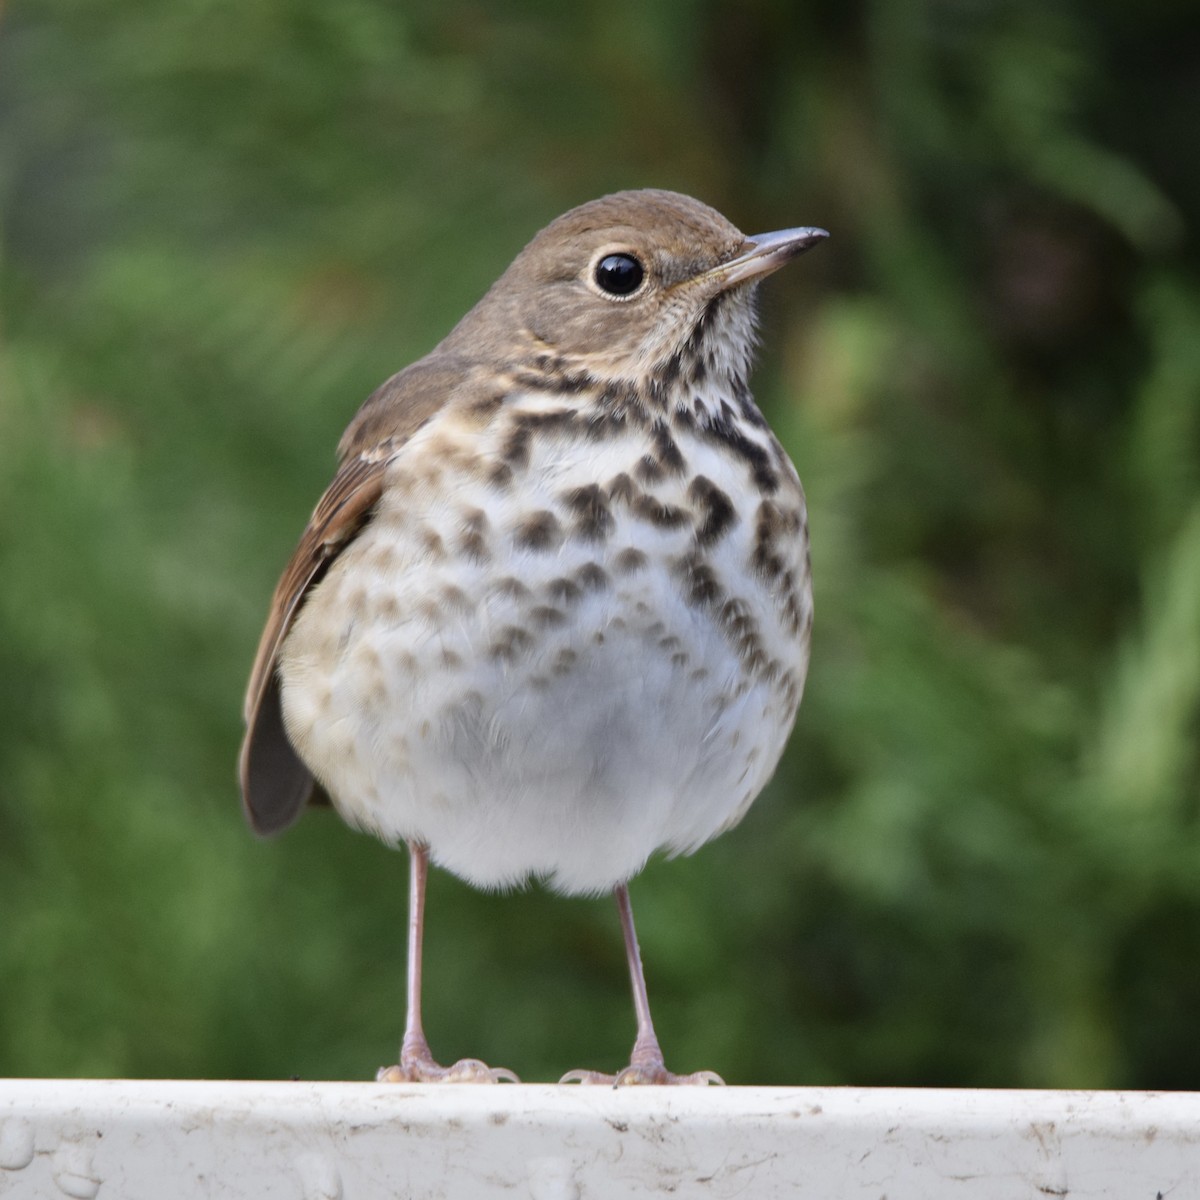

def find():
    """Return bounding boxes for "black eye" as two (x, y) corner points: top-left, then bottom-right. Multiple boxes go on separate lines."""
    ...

(594, 253), (645, 297)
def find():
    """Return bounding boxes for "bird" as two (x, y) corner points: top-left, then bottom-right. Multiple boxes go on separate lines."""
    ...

(239, 188), (826, 1085)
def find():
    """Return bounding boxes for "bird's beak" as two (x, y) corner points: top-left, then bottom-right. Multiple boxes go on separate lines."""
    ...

(706, 226), (829, 289)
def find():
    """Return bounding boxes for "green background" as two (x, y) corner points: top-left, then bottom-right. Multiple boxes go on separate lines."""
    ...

(2, 0), (1198, 1088)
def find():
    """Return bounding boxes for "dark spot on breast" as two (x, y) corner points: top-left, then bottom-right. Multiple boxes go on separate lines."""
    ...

(733, 378), (769, 429)
(501, 423), (531, 470)
(688, 475), (738, 546)
(488, 461), (514, 489)
(561, 484), (614, 542)
(635, 454), (665, 484)
(696, 412), (780, 493)
(547, 577), (583, 605)
(459, 508), (491, 563)
(440, 585), (473, 614)
(719, 597), (755, 636)
(500, 408), (582, 472)
(614, 547), (647, 574)
(585, 406), (632, 440)
(529, 605), (566, 628)
(597, 380), (651, 428)
(778, 568), (812, 640)
(752, 500), (787, 577)
(719, 598), (768, 665)
(460, 532), (489, 562)
(630, 493), (690, 529)
(493, 576), (532, 601)
(489, 625), (534, 663)
(646, 376), (668, 412)
(673, 403), (697, 432)
(650, 421), (687, 476)
(576, 563), (610, 592)
(421, 529), (447, 559)
(743, 645), (770, 677)
(782, 591), (804, 637)
(674, 551), (723, 608)
(657, 352), (683, 387)
(606, 472), (638, 503)
(514, 510), (564, 551)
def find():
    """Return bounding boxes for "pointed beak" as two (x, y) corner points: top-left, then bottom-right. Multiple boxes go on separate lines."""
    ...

(707, 226), (829, 289)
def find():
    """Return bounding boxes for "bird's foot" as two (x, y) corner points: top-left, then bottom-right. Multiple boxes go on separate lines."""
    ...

(377, 1038), (518, 1083)
(559, 1062), (724, 1086)
(377, 1058), (518, 1083)
(561, 1023), (725, 1085)
(378, 1060), (519, 1083)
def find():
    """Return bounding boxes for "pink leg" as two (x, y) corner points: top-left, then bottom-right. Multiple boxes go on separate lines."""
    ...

(399, 840), (434, 1068)
(560, 883), (723, 1086)
(377, 842), (518, 1084)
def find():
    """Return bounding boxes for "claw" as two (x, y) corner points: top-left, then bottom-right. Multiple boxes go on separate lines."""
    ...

(558, 1068), (611, 1086)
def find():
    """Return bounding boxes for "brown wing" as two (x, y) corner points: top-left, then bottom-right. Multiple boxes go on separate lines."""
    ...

(239, 451), (391, 834)
(239, 357), (460, 835)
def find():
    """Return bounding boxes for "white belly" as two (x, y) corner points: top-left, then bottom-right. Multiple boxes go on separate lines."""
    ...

(279, 406), (810, 895)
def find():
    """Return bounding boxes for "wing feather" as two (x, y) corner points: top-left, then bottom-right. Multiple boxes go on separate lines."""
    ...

(239, 451), (390, 834)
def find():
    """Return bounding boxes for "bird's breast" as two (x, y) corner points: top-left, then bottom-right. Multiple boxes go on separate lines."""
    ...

(278, 390), (812, 893)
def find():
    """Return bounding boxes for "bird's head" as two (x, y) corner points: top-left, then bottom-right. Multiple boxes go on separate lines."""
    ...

(449, 189), (827, 387)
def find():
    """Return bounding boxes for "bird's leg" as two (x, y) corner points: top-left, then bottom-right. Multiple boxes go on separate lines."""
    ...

(377, 841), (518, 1084)
(560, 883), (723, 1086)
(397, 840), (436, 1068)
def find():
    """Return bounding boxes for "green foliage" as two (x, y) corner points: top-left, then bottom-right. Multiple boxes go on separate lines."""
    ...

(2, 0), (1198, 1087)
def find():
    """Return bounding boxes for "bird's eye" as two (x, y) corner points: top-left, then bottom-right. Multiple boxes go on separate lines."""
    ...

(594, 253), (645, 297)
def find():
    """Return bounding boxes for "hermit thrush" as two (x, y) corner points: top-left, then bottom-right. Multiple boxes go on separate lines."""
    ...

(240, 189), (826, 1084)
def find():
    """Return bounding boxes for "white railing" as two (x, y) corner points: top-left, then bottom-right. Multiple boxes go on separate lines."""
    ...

(1, 1081), (1197, 1198)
